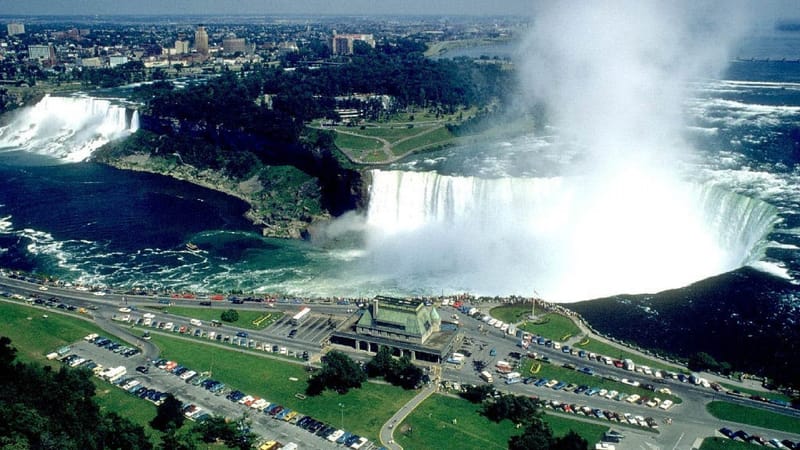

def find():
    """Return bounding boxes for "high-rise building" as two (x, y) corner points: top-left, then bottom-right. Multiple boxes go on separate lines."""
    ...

(194, 25), (209, 55)
(175, 40), (189, 54)
(28, 44), (55, 65)
(331, 33), (375, 55)
(7, 22), (25, 36)
(222, 37), (246, 55)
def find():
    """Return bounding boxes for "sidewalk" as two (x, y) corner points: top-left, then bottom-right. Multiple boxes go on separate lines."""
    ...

(379, 383), (437, 450)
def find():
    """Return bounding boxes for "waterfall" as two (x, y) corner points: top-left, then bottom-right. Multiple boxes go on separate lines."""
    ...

(364, 170), (779, 301)
(129, 110), (140, 132)
(0, 95), (139, 162)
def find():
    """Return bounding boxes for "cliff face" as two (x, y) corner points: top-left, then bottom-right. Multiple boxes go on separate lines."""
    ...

(95, 115), (366, 239)
(138, 114), (366, 220)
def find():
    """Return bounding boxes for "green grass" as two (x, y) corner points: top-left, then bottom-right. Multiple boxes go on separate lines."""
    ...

(149, 334), (416, 442)
(339, 125), (432, 143)
(333, 132), (384, 151)
(573, 338), (683, 373)
(718, 382), (793, 404)
(517, 313), (582, 342)
(395, 394), (607, 450)
(490, 304), (537, 324)
(700, 437), (766, 450)
(155, 306), (283, 330)
(0, 300), (162, 443)
(0, 299), (129, 362)
(706, 401), (800, 434)
(391, 126), (454, 156)
(520, 359), (682, 404)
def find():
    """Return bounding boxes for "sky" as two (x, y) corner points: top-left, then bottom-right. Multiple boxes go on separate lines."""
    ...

(0, 0), (535, 16)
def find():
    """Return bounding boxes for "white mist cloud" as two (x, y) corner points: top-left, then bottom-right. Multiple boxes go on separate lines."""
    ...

(519, 0), (750, 167)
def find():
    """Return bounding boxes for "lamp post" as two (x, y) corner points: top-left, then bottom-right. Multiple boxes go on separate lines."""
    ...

(338, 403), (345, 430)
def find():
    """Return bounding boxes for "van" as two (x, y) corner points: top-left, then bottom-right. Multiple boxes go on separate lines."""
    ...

(190, 318), (202, 327)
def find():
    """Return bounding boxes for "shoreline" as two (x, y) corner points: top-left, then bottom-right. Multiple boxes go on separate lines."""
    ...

(97, 153), (324, 239)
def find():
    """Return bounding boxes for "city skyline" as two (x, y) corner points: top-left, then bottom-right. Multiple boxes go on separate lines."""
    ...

(0, 0), (535, 17)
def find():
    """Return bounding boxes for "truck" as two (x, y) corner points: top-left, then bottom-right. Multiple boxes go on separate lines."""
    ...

(623, 359), (635, 371)
(480, 370), (494, 383)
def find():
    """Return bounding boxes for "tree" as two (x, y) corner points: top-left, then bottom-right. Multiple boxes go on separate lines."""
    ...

(306, 351), (366, 395)
(150, 394), (185, 431)
(160, 424), (199, 450)
(552, 430), (589, 450)
(221, 309), (239, 323)
(195, 416), (236, 444)
(508, 418), (555, 450)
(484, 394), (541, 424)
(460, 384), (495, 404)
(688, 351), (726, 373)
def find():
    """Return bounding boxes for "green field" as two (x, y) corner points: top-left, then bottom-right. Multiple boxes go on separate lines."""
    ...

(0, 300), (162, 443)
(150, 334), (415, 442)
(520, 359), (682, 404)
(706, 401), (800, 434)
(517, 313), (582, 342)
(333, 132), (384, 151)
(700, 437), (766, 450)
(390, 126), (454, 156)
(339, 125), (433, 143)
(0, 299), (131, 362)
(395, 394), (608, 450)
(490, 304), (537, 324)
(573, 338), (683, 373)
(148, 305), (283, 330)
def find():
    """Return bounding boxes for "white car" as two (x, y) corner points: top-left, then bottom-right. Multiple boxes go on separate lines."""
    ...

(93, 291), (106, 296)
(659, 399), (674, 410)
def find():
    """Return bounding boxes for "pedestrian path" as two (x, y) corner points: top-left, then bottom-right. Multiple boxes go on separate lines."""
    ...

(379, 383), (437, 450)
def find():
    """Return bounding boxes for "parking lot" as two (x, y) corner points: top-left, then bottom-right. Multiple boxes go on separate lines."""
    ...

(60, 336), (369, 450)
(266, 313), (345, 344)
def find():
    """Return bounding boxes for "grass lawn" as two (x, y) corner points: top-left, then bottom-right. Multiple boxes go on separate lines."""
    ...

(333, 132), (384, 152)
(573, 338), (683, 373)
(0, 300), (163, 443)
(520, 359), (682, 404)
(517, 313), (582, 342)
(340, 125), (434, 143)
(718, 382), (793, 404)
(706, 401), (800, 434)
(700, 437), (765, 450)
(490, 304), (537, 324)
(0, 300), (131, 362)
(155, 305), (283, 330)
(391, 126), (454, 156)
(395, 394), (607, 450)
(150, 334), (416, 442)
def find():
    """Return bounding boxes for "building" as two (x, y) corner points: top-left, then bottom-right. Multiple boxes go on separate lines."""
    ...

(175, 40), (189, 55)
(330, 296), (457, 363)
(109, 55), (128, 68)
(28, 44), (55, 65)
(331, 33), (376, 55)
(194, 25), (209, 55)
(7, 22), (25, 36)
(222, 37), (247, 55)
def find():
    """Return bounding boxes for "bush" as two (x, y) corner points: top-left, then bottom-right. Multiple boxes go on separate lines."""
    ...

(220, 309), (239, 323)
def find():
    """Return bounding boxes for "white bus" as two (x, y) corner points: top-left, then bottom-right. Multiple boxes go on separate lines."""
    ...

(291, 307), (311, 325)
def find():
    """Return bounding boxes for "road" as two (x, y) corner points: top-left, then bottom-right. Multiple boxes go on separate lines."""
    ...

(379, 383), (437, 450)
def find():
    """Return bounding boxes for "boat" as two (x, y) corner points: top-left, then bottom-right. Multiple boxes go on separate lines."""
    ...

(186, 242), (200, 252)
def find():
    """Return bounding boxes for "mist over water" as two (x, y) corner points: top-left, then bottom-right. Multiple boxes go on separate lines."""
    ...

(352, 1), (783, 301)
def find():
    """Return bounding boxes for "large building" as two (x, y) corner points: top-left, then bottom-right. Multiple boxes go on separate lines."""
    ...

(174, 40), (190, 55)
(7, 22), (25, 36)
(28, 44), (55, 65)
(222, 37), (247, 55)
(194, 25), (209, 55)
(331, 33), (375, 55)
(330, 296), (457, 363)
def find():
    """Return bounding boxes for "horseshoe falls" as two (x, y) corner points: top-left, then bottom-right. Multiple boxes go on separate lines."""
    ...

(363, 169), (780, 301)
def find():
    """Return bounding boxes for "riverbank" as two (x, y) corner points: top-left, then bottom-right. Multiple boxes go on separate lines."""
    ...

(99, 152), (327, 239)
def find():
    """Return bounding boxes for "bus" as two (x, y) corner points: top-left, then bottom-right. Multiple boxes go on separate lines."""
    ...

(291, 307), (311, 325)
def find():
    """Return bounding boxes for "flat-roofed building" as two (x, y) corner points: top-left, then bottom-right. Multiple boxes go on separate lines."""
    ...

(28, 44), (55, 65)
(223, 37), (247, 55)
(7, 22), (25, 36)
(194, 25), (209, 55)
(331, 33), (375, 55)
(175, 40), (189, 55)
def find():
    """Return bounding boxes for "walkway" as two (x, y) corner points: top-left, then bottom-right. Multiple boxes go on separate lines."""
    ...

(379, 382), (437, 450)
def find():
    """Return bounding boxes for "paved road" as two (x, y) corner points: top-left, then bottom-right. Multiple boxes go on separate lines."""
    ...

(380, 382), (437, 450)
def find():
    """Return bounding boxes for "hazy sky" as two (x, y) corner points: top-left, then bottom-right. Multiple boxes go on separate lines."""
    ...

(0, 0), (535, 16)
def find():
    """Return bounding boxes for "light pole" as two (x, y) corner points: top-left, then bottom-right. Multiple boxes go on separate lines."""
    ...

(338, 403), (345, 430)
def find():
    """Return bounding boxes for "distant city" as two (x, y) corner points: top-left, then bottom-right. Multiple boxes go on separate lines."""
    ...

(0, 15), (525, 92)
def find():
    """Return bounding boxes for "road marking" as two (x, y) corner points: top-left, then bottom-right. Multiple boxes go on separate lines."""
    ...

(672, 432), (685, 450)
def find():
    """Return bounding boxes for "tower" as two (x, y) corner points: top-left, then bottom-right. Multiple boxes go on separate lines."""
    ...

(194, 25), (209, 56)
